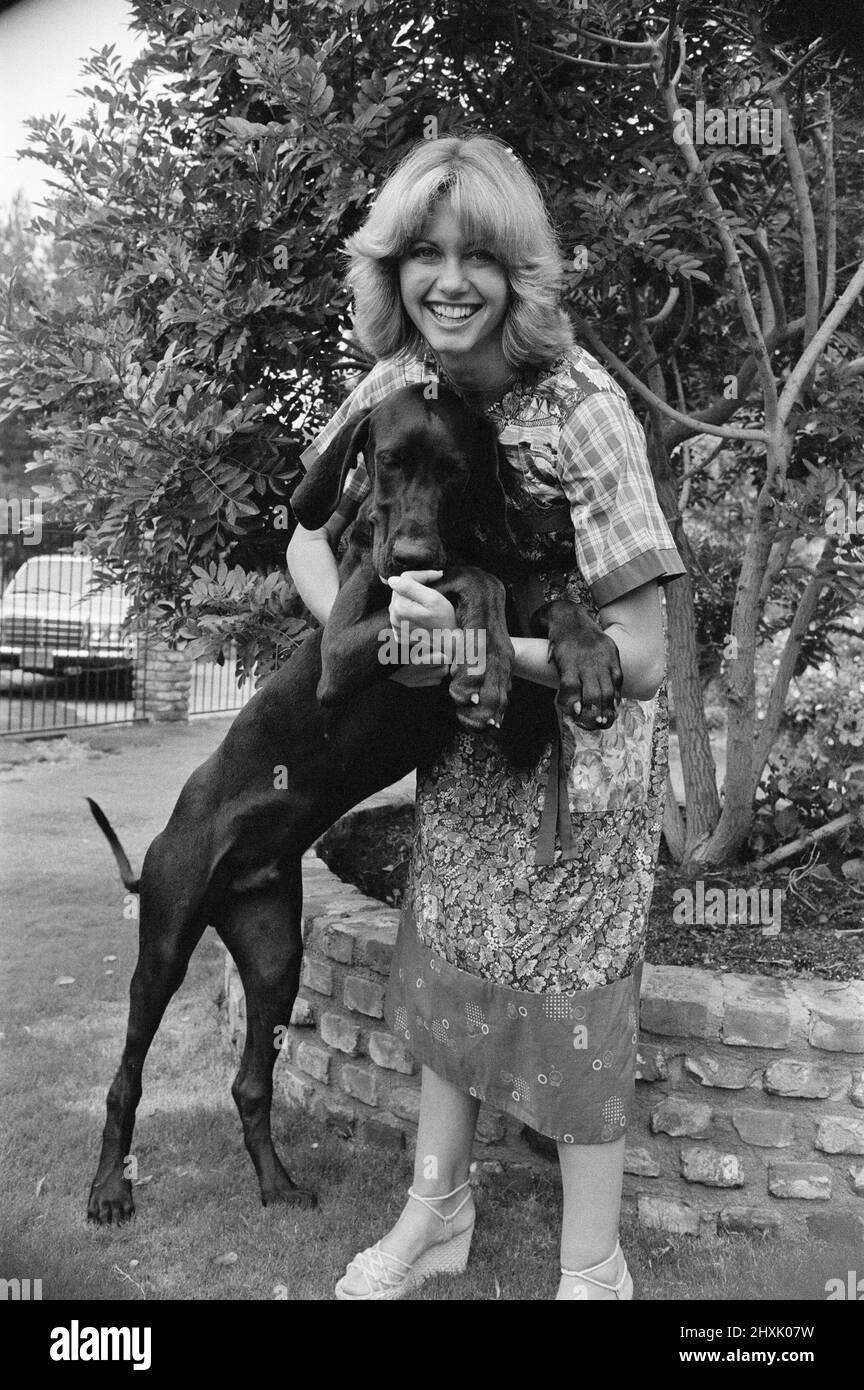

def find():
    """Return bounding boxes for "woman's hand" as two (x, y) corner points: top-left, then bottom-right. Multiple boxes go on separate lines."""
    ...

(385, 569), (457, 632)
(385, 569), (458, 687)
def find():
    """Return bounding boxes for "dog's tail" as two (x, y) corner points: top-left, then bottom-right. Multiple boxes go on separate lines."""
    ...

(86, 798), (140, 893)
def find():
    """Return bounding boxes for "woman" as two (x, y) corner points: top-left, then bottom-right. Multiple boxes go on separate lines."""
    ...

(287, 134), (685, 1300)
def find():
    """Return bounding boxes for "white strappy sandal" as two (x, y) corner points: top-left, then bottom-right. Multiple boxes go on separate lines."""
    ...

(334, 1180), (475, 1300)
(558, 1240), (634, 1300)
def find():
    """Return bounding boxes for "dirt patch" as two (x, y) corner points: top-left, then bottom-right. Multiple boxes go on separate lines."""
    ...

(0, 735), (117, 779)
(316, 806), (864, 982)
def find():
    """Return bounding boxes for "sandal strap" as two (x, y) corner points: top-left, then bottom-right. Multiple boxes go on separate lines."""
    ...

(346, 1241), (413, 1295)
(407, 1179), (473, 1222)
(560, 1241), (628, 1293)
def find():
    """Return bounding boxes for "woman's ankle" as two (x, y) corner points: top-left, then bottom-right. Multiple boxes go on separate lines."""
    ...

(560, 1239), (622, 1274)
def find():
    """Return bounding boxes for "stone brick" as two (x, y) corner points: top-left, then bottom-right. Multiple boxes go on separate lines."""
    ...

(851, 1074), (864, 1108)
(354, 921), (398, 973)
(319, 1012), (361, 1057)
(815, 1115), (864, 1156)
(722, 976), (791, 1049)
(289, 996), (315, 1028)
(763, 1059), (836, 1099)
(640, 965), (723, 1041)
(343, 975), (385, 1019)
(806, 1212), (864, 1246)
(316, 924), (354, 965)
(637, 1194), (702, 1236)
(650, 1095), (712, 1138)
(732, 1107), (795, 1148)
(301, 957), (333, 997)
(368, 1031), (414, 1075)
(768, 1161), (832, 1200)
(635, 1043), (669, 1082)
(279, 1069), (314, 1108)
(476, 1108), (506, 1145)
(390, 1086), (421, 1124)
(804, 982), (864, 1053)
(359, 1116), (405, 1152)
(681, 1146), (744, 1188)
(295, 1040), (331, 1084)
(684, 1053), (755, 1090)
(718, 1207), (781, 1235)
(341, 1062), (381, 1107)
(624, 1146), (661, 1177)
(849, 1163), (864, 1194)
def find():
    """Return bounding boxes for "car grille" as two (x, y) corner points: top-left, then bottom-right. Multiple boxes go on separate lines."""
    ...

(1, 616), (87, 646)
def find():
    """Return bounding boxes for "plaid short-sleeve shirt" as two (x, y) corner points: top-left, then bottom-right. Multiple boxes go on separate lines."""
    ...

(294, 345), (685, 606)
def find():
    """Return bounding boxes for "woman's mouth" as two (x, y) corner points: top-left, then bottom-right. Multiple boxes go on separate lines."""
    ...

(423, 302), (482, 326)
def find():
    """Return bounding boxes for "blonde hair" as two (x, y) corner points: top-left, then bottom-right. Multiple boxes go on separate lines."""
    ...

(343, 134), (574, 368)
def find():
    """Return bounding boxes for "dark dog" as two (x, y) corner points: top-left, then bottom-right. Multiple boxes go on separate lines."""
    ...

(86, 384), (621, 1224)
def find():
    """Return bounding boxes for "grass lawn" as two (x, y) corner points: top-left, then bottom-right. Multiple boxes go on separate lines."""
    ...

(0, 886), (853, 1302)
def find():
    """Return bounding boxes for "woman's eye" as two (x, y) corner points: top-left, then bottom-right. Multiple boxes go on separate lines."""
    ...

(468, 249), (494, 262)
(409, 245), (438, 259)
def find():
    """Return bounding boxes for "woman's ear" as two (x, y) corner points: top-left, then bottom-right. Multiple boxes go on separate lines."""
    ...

(290, 408), (373, 529)
(463, 423), (517, 550)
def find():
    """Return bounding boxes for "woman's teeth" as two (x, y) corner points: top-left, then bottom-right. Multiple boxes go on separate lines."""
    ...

(425, 304), (480, 324)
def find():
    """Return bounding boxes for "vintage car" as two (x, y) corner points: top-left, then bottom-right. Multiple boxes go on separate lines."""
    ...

(0, 553), (133, 686)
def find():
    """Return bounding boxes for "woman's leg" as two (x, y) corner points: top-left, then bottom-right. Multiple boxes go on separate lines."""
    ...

(338, 1064), (479, 1293)
(377, 1064), (480, 1260)
(556, 1137), (628, 1299)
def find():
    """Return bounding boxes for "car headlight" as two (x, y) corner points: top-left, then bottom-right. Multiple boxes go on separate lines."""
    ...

(91, 623), (124, 645)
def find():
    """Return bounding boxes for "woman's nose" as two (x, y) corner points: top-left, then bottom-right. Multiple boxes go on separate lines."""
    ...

(433, 257), (471, 293)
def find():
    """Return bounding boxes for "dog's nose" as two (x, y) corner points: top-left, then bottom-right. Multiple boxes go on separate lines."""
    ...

(390, 540), (443, 573)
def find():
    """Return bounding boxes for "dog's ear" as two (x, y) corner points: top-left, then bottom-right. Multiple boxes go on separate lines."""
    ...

(462, 420), (517, 551)
(290, 407), (373, 530)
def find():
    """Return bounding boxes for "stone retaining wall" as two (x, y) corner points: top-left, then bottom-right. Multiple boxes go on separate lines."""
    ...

(222, 840), (864, 1245)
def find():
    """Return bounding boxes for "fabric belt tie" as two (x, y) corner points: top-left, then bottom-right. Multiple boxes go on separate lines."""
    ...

(504, 563), (579, 869)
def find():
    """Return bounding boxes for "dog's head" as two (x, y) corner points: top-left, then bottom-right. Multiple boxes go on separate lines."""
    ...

(291, 383), (515, 578)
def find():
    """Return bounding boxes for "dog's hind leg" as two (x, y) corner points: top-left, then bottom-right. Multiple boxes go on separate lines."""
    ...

(216, 861), (315, 1209)
(87, 842), (208, 1225)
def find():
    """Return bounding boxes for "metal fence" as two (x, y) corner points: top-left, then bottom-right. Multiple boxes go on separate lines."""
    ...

(0, 528), (252, 736)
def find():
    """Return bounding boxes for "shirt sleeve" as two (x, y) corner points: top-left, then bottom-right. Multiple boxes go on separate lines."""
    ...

(556, 388), (686, 606)
(292, 357), (414, 529)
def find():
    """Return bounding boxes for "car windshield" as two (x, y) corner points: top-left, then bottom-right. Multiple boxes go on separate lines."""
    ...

(3, 559), (125, 604)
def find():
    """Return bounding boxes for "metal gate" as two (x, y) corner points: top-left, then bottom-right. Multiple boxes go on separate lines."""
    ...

(0, 527), (251, 736)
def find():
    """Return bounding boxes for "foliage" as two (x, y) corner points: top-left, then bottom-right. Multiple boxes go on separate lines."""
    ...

(1, 0), (863, 865)
(755, 654), (864, 854)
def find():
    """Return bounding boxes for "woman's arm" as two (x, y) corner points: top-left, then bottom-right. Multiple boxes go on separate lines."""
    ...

(511, 581), (665, 702)
(285, 523), (340, 625)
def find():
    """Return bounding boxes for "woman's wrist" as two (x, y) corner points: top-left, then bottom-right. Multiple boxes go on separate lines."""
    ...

(510, 635), (559, 688)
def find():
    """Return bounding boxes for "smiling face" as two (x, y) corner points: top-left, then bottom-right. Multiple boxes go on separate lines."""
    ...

(397, 202), (511, 378)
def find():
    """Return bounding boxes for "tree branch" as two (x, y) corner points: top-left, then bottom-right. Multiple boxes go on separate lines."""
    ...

(776, 261), (864, 424)
(571, 313), (769, 443)
(653, 58), (779, 425)
(753, 535), (837, 777)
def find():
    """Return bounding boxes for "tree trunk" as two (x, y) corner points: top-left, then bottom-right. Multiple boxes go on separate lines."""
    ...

(701, 435), (789, 863)
(648, 437), (721, 864)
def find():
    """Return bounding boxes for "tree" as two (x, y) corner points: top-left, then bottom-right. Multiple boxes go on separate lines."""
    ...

(0, 0), (862, 862)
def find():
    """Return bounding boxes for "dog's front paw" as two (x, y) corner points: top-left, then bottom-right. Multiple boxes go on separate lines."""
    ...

(449, 647), (513, 733)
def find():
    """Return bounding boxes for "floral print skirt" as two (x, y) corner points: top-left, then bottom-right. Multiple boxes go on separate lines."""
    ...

(383, 671), (668, 1144)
